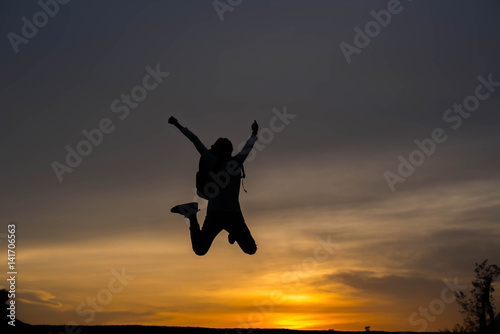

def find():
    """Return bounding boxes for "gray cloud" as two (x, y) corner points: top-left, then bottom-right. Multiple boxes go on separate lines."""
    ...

(323, 270), (443, 301)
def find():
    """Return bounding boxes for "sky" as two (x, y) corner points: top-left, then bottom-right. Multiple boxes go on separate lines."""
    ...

(1, 0), (500, 331)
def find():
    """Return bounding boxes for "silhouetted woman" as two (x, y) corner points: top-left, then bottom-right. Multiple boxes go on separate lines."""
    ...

(168, 116), (259, 256)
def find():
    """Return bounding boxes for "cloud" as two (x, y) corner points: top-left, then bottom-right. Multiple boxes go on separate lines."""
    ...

(411, 228), (500, 276)
(17, 289), (62, 308)
(87, 310), (159, 325)
(446, 204), (500, 226)
(314, 270), (466, 331)
(2, 0), (500, 331)
(323, 271), (446, 300)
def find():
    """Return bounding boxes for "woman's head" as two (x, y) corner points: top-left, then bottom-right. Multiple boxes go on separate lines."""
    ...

(211, 138), (233, 160)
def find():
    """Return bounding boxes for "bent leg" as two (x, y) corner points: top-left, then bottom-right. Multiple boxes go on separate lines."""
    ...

(228, 214), (257, 255)
(188, 214), (222, 256)
(236, 228), (257, 255)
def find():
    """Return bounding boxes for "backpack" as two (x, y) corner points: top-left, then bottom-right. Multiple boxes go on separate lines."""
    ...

(196, 150), (246, 200)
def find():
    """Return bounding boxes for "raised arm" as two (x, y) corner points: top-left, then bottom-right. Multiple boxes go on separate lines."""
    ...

(234, 120), (259, 163)
(169, 116), (216, 165)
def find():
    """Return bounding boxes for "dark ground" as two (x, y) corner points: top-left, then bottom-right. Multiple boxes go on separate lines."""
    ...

(5, 324), (449, 334)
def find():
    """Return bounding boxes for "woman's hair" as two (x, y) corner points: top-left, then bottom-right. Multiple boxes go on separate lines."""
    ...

(211, 138), (233, 161)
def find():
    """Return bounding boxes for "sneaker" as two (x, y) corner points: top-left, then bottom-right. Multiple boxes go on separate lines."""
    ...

(170, 202), (199, 218)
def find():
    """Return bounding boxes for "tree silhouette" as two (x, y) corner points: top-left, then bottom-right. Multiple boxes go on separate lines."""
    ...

(454, 259), (500, 332)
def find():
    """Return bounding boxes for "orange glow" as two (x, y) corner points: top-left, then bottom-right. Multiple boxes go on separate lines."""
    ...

(6, 179), (497, 331)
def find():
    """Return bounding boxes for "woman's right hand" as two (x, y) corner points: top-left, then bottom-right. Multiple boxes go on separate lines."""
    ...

(252, 120), (259, 135)
(168, 116), (178, 125)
